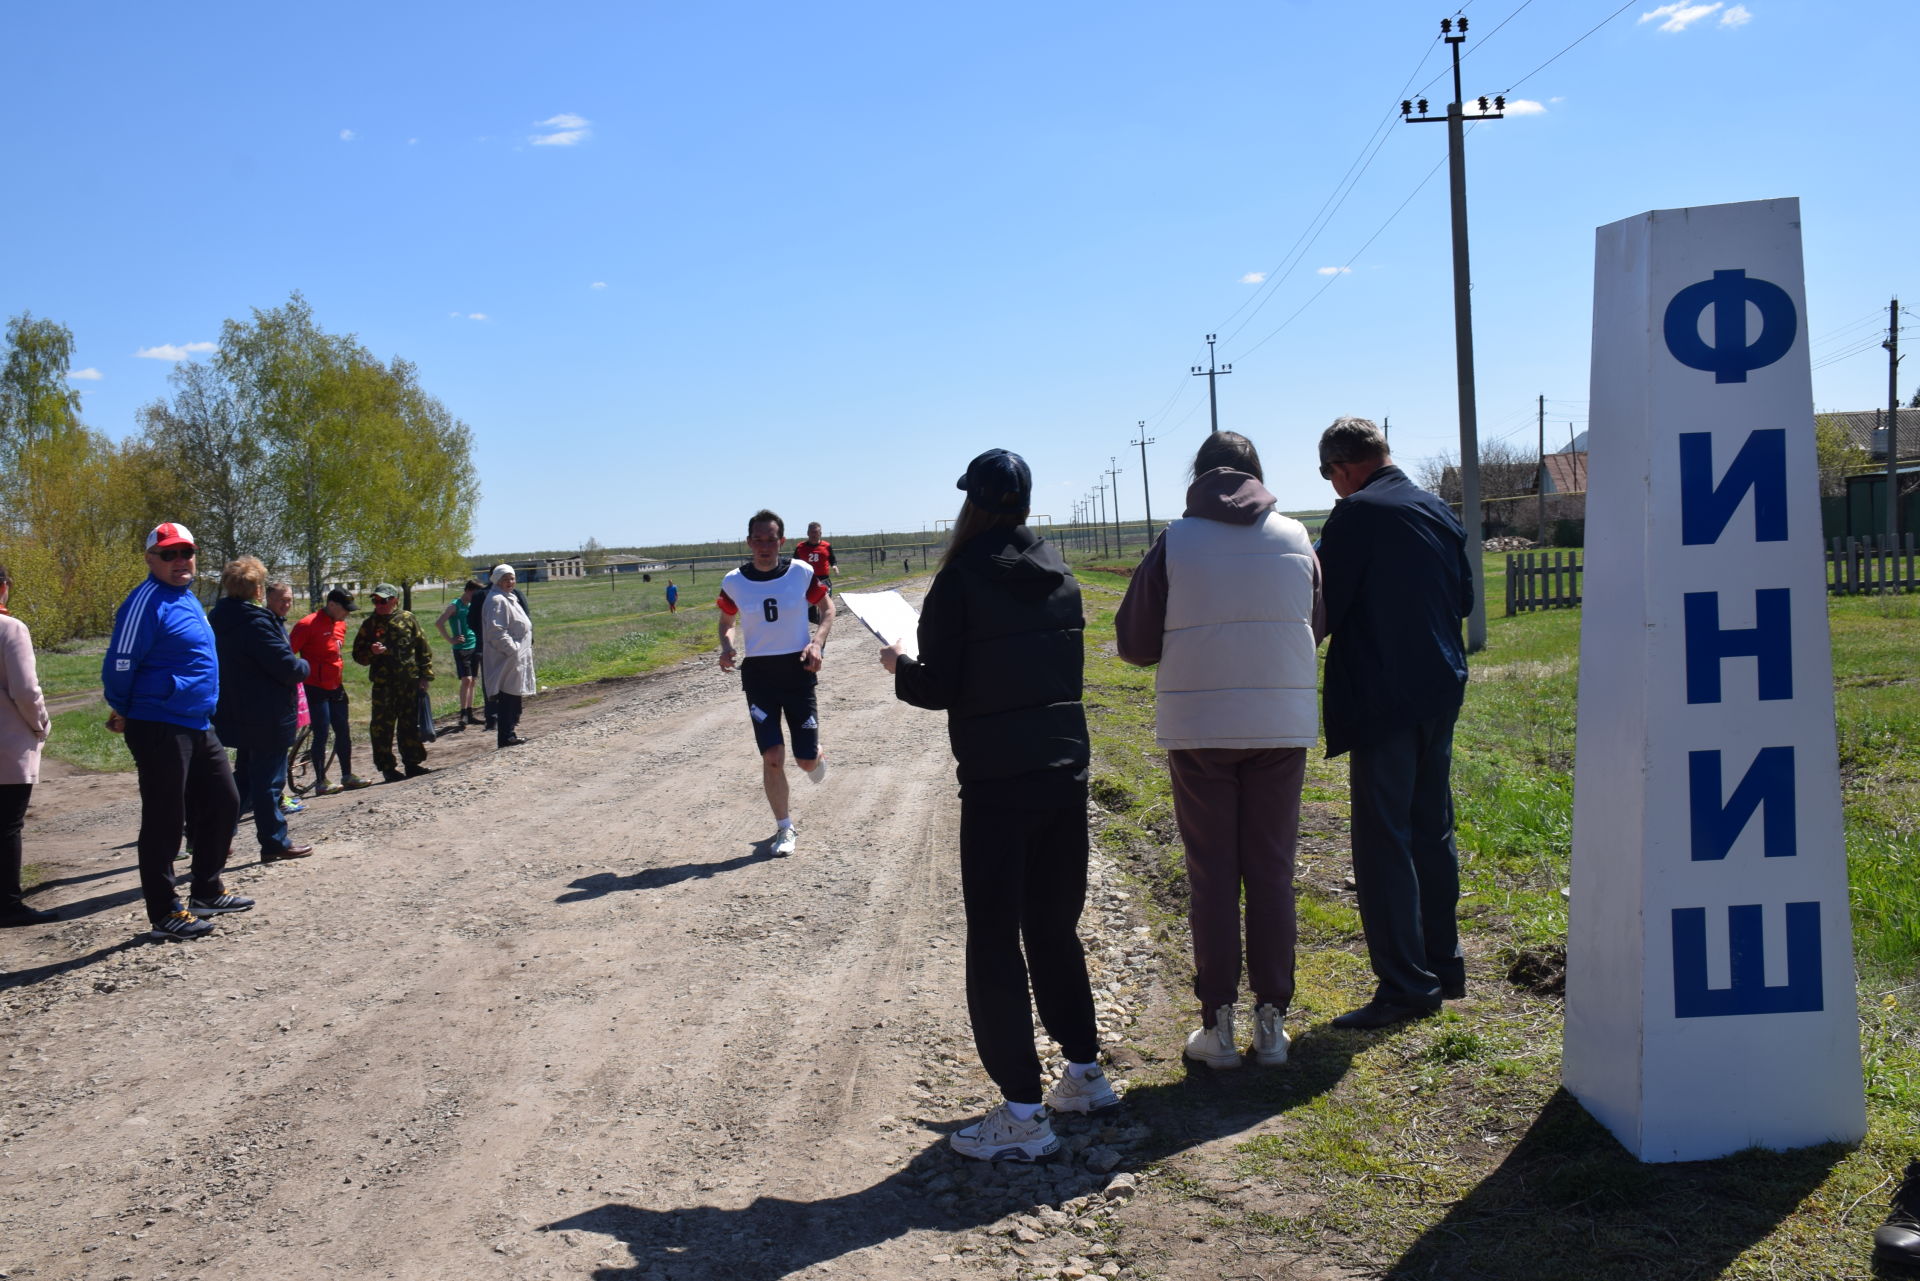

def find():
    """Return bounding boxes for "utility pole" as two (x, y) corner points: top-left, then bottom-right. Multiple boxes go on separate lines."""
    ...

(1383, 415), (1391, 448)
(1106, 456), (1125, 555)
(1536, 394), (1547, 547)
(1886, 296), (1903, 539)
(1404, 16), (1504, 653)
(1190, 334), (1233, 435)
(1132, 423), (1157, 544)
(1094, 480), (1109, 558)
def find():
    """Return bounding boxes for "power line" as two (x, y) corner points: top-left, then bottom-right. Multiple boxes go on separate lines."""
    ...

(1501, 0), (1639, 97)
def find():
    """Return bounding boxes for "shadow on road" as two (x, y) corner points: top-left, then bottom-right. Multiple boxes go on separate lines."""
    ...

(0, 937), (144, 990)
(542, 1024), (1368, 1279)
(555, 845), (783, 902)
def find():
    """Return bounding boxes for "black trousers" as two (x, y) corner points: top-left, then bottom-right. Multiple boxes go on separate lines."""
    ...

(1348, 712), (1465, 1009)
(0, 782), (31, 909)
(123, 719), (239, 924)
(959, 786), (1101, 1104)
(495, 692), (523, 745)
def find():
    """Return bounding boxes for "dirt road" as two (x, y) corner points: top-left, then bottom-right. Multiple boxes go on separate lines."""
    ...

(1, 604), (1153, 1281)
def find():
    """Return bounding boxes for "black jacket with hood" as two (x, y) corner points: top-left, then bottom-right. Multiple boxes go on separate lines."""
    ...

(893, 524), (1089, 800)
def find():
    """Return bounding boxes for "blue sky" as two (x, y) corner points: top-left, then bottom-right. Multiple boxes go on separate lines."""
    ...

(3, 0), (1911, 554)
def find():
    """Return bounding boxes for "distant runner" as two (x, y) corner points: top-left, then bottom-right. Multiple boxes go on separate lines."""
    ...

(794, 522), (838, 624)
(717, 509), (833, 857)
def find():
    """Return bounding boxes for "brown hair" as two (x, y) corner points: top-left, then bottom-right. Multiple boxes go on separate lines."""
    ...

(220, 556), (267, 599)
(747, 509), (785, 539)
(1319, 416), (1390, 467)
(1191, 431), (1263, 481)
(939, 497), (1026, 570)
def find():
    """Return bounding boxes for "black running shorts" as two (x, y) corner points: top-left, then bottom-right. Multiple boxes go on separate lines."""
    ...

(740, 654), (820, 760)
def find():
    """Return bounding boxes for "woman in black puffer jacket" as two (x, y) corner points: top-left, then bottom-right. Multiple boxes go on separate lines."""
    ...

(881, 448), (1117, 1163)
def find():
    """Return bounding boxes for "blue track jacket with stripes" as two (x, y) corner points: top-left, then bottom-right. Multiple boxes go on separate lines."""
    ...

(102, 576), (220, 730)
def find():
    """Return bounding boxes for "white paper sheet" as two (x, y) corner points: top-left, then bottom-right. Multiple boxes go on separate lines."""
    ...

(837, 590), (921, 660)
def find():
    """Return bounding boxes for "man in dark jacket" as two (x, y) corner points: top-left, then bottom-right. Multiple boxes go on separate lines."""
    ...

(1316, 417), (1473, 1029)
(211, 558), (313, 863)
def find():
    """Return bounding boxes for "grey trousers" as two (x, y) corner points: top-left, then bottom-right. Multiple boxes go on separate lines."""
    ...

(1348, 713), (1465, 1009)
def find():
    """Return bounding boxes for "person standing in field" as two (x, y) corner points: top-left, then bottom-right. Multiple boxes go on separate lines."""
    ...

(1114, 431), (1321, 1068)
(209, 557), (313, 863)
(102, 522), (246, 941)
(351, 584), (435, 784)
(665, 579), (678, 613)
(0, 562), (55, 927)
(881, 449), (1116, 1162)
(289, 588), (369, 794)
(717, 509), (832, 858)
(481, 564), (536, 749)
(435, 580), (487, 730)
(794, 521), (838, 624)
(1315, 416), (1472, 1029)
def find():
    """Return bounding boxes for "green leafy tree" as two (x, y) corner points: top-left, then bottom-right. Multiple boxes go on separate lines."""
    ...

(137, 359), (280, 572)
(0, 313), (84, 478)
(353, 358), (480, 607)
(1814, 412), (1872, 497)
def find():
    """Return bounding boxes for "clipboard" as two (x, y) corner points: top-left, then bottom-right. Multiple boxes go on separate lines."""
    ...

(837, 590), (921, 660)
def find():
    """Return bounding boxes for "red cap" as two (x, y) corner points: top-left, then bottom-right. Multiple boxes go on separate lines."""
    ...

(145, 522), (196, 552)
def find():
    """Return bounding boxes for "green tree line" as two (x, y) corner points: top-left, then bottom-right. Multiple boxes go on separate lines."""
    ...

(0, 293), (478, 644)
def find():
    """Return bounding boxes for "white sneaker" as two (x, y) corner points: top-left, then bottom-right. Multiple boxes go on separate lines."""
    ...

(1044, 1065), (1121, 1114)
(950, 1103), (1060, 1162)
(1184, 1004), (1241, 1069)
(1253, 1003), (1290, 1066)
(805, 757), (827, 785)
(770, 826), (797, 857)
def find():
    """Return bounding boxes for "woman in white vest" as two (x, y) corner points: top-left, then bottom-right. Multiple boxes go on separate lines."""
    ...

(482, 564), (536, 748)
(1114, 431), (1323, 1069)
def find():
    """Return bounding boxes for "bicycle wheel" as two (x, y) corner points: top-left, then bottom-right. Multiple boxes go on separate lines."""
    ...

(287, 725), (317, 796)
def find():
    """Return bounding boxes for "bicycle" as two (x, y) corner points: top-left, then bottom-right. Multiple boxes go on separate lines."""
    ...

(287, 723), (318, 796)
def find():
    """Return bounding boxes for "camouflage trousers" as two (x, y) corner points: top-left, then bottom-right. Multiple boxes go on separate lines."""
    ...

(368, 678), (425, 774)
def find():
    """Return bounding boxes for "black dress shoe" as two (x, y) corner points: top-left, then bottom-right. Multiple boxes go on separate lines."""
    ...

(1331, 1000), (1436, 1030)
(1442, 980), (1467, 1000)
(0, 903), (60, 927)
(262, 844), (315, 863)
(498, 735), (527, 748)
(404, 763), (433, 778)
(381, 769), (406, 784)
(1877, 1161), (1920, 1266)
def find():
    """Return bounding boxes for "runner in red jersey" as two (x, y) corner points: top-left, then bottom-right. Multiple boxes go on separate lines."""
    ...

(794, 522), (838, 624)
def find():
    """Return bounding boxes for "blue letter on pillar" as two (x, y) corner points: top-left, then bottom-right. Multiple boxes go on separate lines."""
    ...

(1684, 589), (1793, 703)
(1672, 903), (1823, 1017)
(1689, 746), (1797, 861)
(1679, 430), (1789, 545)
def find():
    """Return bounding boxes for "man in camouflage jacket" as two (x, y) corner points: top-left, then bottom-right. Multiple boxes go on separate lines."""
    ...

(351, 583), (435, 781)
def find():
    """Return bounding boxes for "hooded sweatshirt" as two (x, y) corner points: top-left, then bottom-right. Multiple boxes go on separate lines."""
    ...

(892, 524), (1089, 801)
(1115, 467), (1323, 750)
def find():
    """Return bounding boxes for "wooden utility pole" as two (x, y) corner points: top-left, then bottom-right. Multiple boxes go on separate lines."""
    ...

(1403, 15), (1505, 653)
(1536, 394), (1547, 547)
(1190, 335), (1232, 434)
(1885, 296), (1903, 538)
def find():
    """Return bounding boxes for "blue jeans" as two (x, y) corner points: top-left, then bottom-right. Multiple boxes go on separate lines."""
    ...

(232, 746), (291, 855)
(305, 684), (353, 780)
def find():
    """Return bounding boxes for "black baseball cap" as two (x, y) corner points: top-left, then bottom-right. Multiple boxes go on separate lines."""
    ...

(326, 588), (358, 613)
(956, 448), (1032, 515)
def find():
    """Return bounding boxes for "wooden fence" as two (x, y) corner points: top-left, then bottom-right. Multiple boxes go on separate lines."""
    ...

(1505, 551), (1583, 615)
(1828, 534), (1919, 594)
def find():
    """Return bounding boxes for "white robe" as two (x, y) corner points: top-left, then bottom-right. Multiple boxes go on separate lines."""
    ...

(481, 588), (537, 697)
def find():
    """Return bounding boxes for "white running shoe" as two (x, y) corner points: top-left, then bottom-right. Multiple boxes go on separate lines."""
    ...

(1184, 1004), (1242, 1069)
(1253, 1003), (1290, 1066)
(805, 757), (827, 785)
(950, 1103), (1060, 1162)
(1044, 1065), (1122, 1114)
(770, 826), (797, 857)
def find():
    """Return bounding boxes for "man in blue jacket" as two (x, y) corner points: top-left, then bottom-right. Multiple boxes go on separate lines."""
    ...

(1315, 419), (1473, 1029)
(102, 523), (246, 941)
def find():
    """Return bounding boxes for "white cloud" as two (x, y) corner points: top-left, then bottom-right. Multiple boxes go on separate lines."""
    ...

(68, 367), (103, 381)
(1720, 4), (1752, 25)
(339, 128), (356, 142)
(1316, 266), (1351, 276)
(1239, 272), (1267, 285)
(531, 114), (592, 146)
(1505, 98), (1548, 115)
(134, 342), (216, 360)
(1639, 2), (1724, 31)
(467, 313), (489, 321)
(590, 281), (608, 289)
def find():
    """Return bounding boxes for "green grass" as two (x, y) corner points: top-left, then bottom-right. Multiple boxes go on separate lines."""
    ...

(1071, 549), (1920, 1281)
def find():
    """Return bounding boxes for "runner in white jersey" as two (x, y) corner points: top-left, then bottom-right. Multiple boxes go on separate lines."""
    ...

(717, 508), (834, 856)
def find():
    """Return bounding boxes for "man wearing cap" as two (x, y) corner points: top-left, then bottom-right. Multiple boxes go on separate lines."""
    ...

(717, 509), (834, 857)
(351, 584), (435, 784)
(102, 523), (247, 942)
(290, 587), (371, 794)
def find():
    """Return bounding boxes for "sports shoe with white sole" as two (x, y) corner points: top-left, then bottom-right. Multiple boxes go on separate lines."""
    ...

(1184, 1003), (1242, 1069)
(950, 1103), (1061, 1162)
(188, 891), (256, 917)
(1253, 1003), (1290, 1066)
(148, 910), (215, 941)
(770, 827), (797, 857)
(1044, 1065), (1121, 1114)
(804, 757), (827, 785)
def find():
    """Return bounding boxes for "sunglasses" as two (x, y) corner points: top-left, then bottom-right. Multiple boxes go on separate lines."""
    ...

(1318, 462), (1335, 480)
(153, 547), (196, 562)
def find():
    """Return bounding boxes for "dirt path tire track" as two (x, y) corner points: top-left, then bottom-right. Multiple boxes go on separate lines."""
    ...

(1, 609), (1104, 1280)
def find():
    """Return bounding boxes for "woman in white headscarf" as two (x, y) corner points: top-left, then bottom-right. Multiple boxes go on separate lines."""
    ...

(481, 564), (535, 747)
